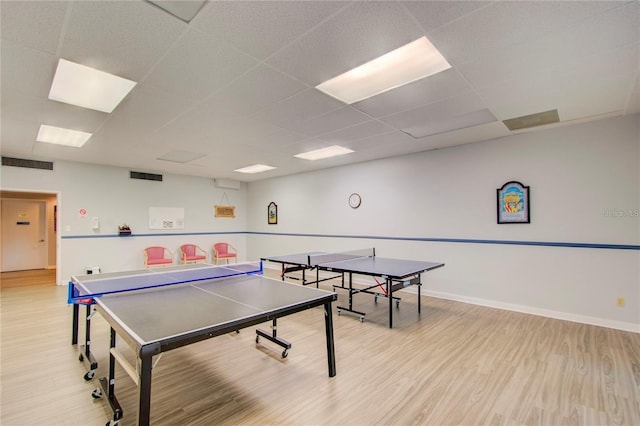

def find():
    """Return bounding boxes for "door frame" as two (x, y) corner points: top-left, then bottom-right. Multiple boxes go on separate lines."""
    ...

(0, 188), (61, 284)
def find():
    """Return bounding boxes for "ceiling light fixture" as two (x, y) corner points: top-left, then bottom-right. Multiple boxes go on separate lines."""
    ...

(234, 164), (276, 174)
(294, 145), (354, 161)
(36, 124), (92, 147)
(315, 36), (451, 105)
(48, 59), (137, 113)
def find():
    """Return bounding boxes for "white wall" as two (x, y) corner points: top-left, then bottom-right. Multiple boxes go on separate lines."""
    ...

(247, 115), (640, 332)
(2, 115), (638, 332)
(1, 161), (248, 283)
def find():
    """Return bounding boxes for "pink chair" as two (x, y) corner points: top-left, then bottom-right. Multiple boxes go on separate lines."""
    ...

(144, 246), (173, 268)
(213, 243), (237, 264)
(179, 244), (207, 264)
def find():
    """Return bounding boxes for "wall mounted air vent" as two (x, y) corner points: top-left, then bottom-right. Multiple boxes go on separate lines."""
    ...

(503, 109), (560, 131)
(130, 171), (163, 182)
(2, 156), (54, 170)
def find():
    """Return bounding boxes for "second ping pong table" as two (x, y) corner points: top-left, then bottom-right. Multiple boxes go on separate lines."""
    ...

(68, 262), (337, 426)
(262, 249), (444, 328)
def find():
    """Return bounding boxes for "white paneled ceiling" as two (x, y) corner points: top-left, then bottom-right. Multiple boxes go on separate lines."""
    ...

(1, 0), (638, 182)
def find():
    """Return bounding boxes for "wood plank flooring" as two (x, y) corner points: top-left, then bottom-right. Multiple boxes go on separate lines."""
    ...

(1, 269), (638, 425)
(1, 268), (56, 288)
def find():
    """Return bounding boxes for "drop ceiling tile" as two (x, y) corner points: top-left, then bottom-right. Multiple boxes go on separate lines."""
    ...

(0, 0), (68, 54)
(286, 107), (371, 137)
(429, 0), (622, 66)
(250, 89), (344, 129)
(319, 120), (396, 143)
(415, 121), (511, 150)
(404, 108), (497, 138)
(192, 1), (346, 60)
(0, 41), (58, 97)
(144, 29), (257, 101)
(147, 0), (207, 23)
(157, 150), (205, 163)
(401, 1), (492, 32)
(380, 92), (490, 133)
(2, 88), (108, 130)
(457, 2), (640, 89)
(208, 64), (308, 115)
(0, 116), (38, 155)
(97, 83), (197, 142)
(626, 74), (640, 114)
(353, 68), (472, 118)
(238, 127), (305, 150)
(60, 0), (186, 79)
(266, 1), (424, 86)
(477, 42), (639, 121)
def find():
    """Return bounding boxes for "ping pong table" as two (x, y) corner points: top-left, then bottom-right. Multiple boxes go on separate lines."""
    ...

(262, 249), (444, 328)
(68, 262), (337, 426)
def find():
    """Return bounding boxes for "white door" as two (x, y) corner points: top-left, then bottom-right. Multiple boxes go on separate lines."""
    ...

(1, 199), (46, 271)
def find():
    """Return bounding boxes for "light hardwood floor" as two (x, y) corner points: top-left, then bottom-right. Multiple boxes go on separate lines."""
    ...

(1, 268), (638, 426)
(0, 268), (56, 288)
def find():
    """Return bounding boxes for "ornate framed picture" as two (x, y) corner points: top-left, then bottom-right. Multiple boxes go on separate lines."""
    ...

(268, 202), (277, 224)
(497, 181), (530, 224)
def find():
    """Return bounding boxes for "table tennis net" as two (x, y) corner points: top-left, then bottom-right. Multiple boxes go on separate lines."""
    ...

(69, 262), (263, 302)
(307, 248), (375, 266)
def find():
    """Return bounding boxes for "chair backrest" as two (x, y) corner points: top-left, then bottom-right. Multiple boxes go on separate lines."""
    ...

(181, 244), (196, 257)
(146, 246), (168, 259)
(214, 243), (230, 255)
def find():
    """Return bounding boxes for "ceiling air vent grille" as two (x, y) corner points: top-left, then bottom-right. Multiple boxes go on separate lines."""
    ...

(2, 156), (54, 170)
(503, 109), (560, 131)
(130, 171), (163, 182)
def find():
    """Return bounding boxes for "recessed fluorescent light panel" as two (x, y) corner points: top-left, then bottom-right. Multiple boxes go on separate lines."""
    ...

(294, 145), (354, 161)
(49, 59), (137, 113)
(36, 124), (92, 147)
(234, 164), (276, 174)
(316, 36), (451, 104)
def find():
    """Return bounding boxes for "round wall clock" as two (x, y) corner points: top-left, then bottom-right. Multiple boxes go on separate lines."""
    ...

(348, 193), (361, 209)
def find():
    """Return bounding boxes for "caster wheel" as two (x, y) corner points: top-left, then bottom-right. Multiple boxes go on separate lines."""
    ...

(79, 354), (84, 362)
(84, 370), (95, 381)
(91, 388), (102, 399)
(337, 310), (341, 316)
(282, 349), (288, 358)
(374, 295), (378, 303)
(359, 316), (364, 323)
(255, 335), (260, 344)
(396, 301), (400, 308)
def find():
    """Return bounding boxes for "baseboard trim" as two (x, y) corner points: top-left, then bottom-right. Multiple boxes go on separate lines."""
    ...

(415, 288), (639, 333)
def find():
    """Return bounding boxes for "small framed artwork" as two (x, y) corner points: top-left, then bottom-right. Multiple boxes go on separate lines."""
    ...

(215, 205), (235, 218)
(497, 181), (530, 224)
(268, 202), (277, 224)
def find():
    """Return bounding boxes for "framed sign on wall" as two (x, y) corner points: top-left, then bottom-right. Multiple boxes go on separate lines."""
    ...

(497, 181), (530, 224)
(268, 202), (277, 224)
(214, 205), (235, 218)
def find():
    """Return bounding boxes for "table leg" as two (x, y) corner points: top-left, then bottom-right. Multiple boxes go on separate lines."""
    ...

(137, 353), (153, 426)
(95, 327), (123, 424)
(418, 273), (422, 314)
(71, 303), (79, 345)
(324, 301), (336, 377)
(387, 278), (393, 329)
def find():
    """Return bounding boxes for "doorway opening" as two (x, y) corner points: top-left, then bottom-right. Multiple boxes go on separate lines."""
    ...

(1, 190), (59, 286)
